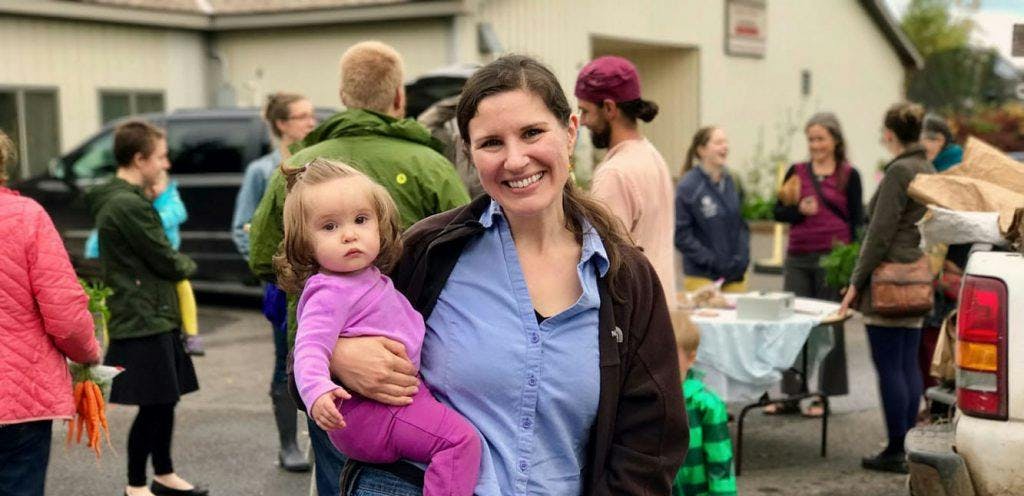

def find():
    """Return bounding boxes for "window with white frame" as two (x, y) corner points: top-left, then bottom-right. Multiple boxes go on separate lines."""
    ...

(0, 87), (61, 182)
(99, 90), (165, 125)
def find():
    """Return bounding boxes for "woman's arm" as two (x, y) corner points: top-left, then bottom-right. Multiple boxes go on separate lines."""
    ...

(849, 168), (907, 290)
(846, 168), (864, 240)
(674, 185), (717, 273)
(326, 337), (418, 406)
(601, 257), (688, 493)
(231, 161), (268, 258)
(773, 166), (805, 224)
(28, 204), (101, 365)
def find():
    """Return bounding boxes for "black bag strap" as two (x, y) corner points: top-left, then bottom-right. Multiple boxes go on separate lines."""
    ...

(806, 164), (849, 222)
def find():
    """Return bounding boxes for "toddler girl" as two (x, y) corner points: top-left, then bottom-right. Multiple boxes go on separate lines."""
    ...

(277, 157), (481, 496)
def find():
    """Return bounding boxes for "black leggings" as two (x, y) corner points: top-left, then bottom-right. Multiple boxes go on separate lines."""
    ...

(127, 403), (176, 487)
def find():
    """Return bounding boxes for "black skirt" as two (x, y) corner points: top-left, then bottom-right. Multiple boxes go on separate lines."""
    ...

(104, 330), (199, 405)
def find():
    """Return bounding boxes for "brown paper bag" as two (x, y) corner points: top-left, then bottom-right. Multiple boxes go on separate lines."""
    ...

(908, 174), (1024, 234)
(930, 311), (957, 382)
(947, 137), (1024, 195)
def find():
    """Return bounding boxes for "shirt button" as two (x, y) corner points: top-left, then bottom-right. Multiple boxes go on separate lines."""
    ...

(530, 333), (539, 344)
(528, 376), (537, 387)
(522, 418), (533, 429)
(518, 460), (528, 472)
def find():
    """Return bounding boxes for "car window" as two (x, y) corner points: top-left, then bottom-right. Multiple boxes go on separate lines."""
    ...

(167, 118), (252, 174)
(69, 131), (116, 180)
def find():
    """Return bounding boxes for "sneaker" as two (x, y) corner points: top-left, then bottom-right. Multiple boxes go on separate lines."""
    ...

(861, 450), (908, 474)
(183, 335), (205, 356)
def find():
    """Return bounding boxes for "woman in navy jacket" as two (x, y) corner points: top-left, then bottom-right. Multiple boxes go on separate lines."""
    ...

(675, 126), (750, 293)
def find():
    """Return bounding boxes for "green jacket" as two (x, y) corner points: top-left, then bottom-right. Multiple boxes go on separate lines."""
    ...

(247, 108), (470, 344)
(86, 177), (196, 340)
(850, 144), (935, 318)
(674, 370), (736, 496)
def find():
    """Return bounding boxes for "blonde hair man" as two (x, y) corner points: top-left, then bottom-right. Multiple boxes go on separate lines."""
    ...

(340, 41), (406, 117)
(247, 39), (469, 496)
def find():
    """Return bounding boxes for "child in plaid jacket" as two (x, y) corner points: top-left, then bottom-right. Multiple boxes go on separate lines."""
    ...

(673, 313), (737, 496)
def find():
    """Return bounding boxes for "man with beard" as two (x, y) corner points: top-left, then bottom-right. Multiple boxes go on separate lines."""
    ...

(575, 55), (677, 307)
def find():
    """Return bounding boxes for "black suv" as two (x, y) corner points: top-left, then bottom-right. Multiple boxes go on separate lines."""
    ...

(15, 107), (334, 295)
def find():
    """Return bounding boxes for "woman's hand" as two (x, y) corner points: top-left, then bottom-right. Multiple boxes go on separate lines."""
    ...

(798, 196), (818, 216)
(837, 284), (857, 317)
(328, 336), (419, 406)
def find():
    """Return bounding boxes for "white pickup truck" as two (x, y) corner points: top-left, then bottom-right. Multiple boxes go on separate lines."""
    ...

(907, 250), (1024, 495)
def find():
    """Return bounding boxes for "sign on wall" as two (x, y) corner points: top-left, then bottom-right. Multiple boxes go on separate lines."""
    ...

(725, 0), (767, 58)
(1013, 24), (1023, 57)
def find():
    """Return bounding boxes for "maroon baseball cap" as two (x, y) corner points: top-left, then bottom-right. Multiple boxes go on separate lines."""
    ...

(574, 56), (642, 103)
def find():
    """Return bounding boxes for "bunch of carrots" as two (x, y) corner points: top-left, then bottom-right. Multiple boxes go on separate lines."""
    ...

(67, 379), (111, 459)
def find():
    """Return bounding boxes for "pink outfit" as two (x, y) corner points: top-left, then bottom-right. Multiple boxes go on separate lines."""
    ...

(787, 162), (853, 254)
(294, 268), (481, 496)
(590, 138), (677, 305)
(0, 187), (101, 425)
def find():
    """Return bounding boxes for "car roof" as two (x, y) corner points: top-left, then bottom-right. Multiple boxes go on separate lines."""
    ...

(95, 106), (337, 132)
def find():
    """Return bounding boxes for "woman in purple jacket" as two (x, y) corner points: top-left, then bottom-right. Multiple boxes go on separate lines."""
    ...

(767, 113), (863, 417)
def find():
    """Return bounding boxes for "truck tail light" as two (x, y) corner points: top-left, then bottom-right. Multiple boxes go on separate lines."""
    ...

(956, 275), (1008, 420)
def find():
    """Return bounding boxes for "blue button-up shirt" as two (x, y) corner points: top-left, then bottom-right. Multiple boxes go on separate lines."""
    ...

(231, 149), (281, 258)
(421, 200), (607, 495)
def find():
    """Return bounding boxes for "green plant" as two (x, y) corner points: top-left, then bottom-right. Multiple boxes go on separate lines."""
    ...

(741, 195), (775, 221)
(80, 279), (113, 323)
(820, 242), (861, 289)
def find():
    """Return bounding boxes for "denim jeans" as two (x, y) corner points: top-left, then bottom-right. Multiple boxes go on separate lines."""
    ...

(346, 466), (422, 496)
(308, 416), (347, 495)
(0, 420), (53, 496)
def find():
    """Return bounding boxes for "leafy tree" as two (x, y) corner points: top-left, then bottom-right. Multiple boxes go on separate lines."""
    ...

(900, 0), (973, 59)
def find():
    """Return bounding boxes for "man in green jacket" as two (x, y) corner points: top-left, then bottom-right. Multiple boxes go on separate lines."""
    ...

(247, 40), (469, 495)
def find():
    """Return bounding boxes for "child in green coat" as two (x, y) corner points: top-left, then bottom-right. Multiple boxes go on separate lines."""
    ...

(673, 313), (737, 496)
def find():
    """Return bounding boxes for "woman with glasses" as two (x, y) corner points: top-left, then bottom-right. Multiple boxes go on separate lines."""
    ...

(230, 91), (317, 472)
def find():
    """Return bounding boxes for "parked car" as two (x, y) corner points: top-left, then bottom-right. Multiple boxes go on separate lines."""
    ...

(404, 63), (477, 119)
(907, 248), (1024, 495)
(14, 107), (334, 295)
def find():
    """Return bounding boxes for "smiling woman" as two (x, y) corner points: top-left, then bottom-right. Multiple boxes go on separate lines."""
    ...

(328, 54), (688, 496)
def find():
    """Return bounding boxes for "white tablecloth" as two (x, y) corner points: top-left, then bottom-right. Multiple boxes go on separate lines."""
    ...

(691, 297), (842, 402)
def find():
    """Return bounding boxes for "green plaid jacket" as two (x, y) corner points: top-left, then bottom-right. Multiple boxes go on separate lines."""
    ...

(673, 370), (737, 496)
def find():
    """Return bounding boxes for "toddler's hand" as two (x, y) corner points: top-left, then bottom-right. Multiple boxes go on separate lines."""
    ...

(312, 388), (352, 431)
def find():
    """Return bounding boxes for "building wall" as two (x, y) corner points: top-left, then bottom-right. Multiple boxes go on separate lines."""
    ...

(472, 0), (907, 194)
(0, 15), (208, 153)
(214, 18), (454, 111)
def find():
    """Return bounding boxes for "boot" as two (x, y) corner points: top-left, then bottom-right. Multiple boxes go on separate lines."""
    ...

(271, 382), (311, 472)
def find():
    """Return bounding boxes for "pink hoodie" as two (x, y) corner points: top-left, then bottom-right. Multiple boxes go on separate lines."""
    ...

(0, 188), (101, 425)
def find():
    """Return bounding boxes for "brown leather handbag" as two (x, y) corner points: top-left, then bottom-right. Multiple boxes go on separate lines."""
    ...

(870, 256), (934, 318)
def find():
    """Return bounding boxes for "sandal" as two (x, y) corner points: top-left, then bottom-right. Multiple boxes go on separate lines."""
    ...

(763, 400), (800, 415)
(801, 400), (827, 418)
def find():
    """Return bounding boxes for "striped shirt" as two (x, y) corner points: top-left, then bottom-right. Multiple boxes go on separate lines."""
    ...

(673, 370), (737, 496)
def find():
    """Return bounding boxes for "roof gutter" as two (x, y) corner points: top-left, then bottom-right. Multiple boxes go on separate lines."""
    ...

(858, 0), (924, 69)
(0, 0), (209, 29)
(211, 1), (463, 30)
(0, 0), (465, 31)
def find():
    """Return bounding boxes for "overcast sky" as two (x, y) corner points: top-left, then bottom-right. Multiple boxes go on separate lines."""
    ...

(884, 0), (1024, 67)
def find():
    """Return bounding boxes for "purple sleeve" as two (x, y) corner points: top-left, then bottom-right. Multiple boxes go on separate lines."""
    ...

(293, 275), (359, 412)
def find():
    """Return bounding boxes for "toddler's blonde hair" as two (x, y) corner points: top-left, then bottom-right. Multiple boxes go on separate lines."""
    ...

(274, 157), (402, 294)
(673, 310), (701, 356)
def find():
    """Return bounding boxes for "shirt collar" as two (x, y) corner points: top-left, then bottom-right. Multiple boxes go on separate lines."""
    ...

(479, 199), (609, 277)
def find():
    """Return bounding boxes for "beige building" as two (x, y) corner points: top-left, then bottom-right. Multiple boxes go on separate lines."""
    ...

(0, 0), (919, 195)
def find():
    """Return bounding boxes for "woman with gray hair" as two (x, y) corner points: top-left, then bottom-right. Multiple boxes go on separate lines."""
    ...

(920, 114), (963, 172)
(768, 112), (863, 417)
